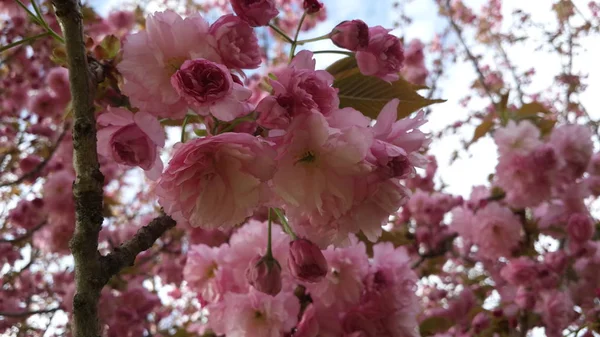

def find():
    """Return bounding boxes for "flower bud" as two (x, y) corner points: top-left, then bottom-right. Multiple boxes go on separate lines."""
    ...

(330, 20), (369, 51)
(515, 286), (535, 310)
(303, 0), (323, 14)
(288, 238), (328, 283)
(245, 255), (282, 295)
(567, 213), (595, 243)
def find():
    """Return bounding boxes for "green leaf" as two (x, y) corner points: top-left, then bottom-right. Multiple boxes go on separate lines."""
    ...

(470, 112), (495, 144)
(99, 35), (120, 59)
(194, 129), (208, 137)
(326, 57), (445, 120)
(516, 101), (551, 117)
(419, 316), (454, 336)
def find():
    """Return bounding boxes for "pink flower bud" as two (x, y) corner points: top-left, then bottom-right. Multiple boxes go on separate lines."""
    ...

(567, 213), (595, 243)
(330, 20), (369, 51)
(288, 238), (328, 283)
(303, 0), (323, 14)
(245, 255), (282, 296)
(231, 0), (279, 27)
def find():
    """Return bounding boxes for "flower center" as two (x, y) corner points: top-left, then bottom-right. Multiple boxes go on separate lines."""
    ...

(165, 57), (186, 75)
(296, 150), (316, 164)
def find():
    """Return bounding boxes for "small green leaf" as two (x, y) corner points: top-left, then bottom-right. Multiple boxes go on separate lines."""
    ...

(99, 35), (120, 59)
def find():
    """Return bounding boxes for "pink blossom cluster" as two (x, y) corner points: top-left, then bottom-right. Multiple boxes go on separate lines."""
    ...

(182, 220), (420, 337)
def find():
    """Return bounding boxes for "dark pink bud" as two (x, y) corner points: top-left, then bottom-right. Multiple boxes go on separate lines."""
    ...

(288, 238), (328, 283)
(515, 286), (535, 310)
(567, 213), (595, 243)
(330, 20), (369, 51)
(303, 0), (323, 14)
(245, 255), (282, 296)
(231, 0), (279, 27)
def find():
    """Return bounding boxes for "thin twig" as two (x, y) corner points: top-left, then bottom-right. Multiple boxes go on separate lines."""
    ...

(496, 39), (525, 105)
(0, 221), (47, 244)
(0, 307), (60, 318)
(445, 0), (495, 104)
(0, 127), (68, 187)
(412, 233), (458, 269)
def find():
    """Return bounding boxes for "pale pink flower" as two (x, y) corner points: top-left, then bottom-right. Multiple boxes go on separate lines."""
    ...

(370, 99), (430, 180)
(402, 64), (429, 86)
(500, 257), (538, 285)
(230, 0), (279, 27)
(45, 67), (70, 103)
(208, 288), (299, 337)
(494, 144), (557, 208)
(170, 59), (252, 121)
(305, 239), (369, 310)
(272, 112), (372, 225)
(97, 107), (165, 179)
(403, 39), (426, 66)
(8, 198), (46, 231)
(450, 206), (476, 242)
(156, 134), (276, 229)
(493, 120), (541, 157)
(473, 203), (522, 259)
(356, 26), (404, 82)
(536, 290), (575, 336)
(42, 170), (75, 213)
(209, 14), (262, 69)
(107, 10), (135, 31)
(184, 244), (232, 302)
(330, 20), (369, 51)
(118, 10), (221, 118)
(28, 91), (62, 118)
(342, 243), (420, 337)
(258, 50), (339, 128)
(550, 124), (594, 180)
(294, 304), (319, 337)
(34, 206), (75, 254)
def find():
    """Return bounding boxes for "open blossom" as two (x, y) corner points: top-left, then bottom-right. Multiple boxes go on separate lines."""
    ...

(171, 59), (252, 121)
(473, 203), (522, 259)
(208, 289), (299, 337)
(537, 291), (575, 337)
(550, 124), (594, 180)
(402, 39), (429, 85)
(156, 133), (275, 229)
(184, 244), (231, 302)
(257, 51), (339, 129)
(46, 67), (70, 103)
(567, 213), (595, 243)
(330, 20), (369, 51)
(342, 243), (420, 337)
(118, 10), (221, 118)
(209, 14), (261, 69)
(29, 91), (63, 118)
(97, 107), (165, 179)
(500, 257), (538, 285)
(493, 120), (541, 156)
(356, 26), (404, 82)
(8, 198), (46, 231)
(230, 0), (279, 27)
(305, 239), (369, 310)
(272, 112), (372, 226)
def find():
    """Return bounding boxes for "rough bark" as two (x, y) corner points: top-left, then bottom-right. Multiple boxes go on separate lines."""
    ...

(51, 2), (176, 337)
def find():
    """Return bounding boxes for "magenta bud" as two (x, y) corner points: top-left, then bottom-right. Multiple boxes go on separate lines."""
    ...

(567, 213), (594, 243)
(303, 0), (323, 14)
(288, 238), (328, 283)
(245, 255), (282, 296)
(330, 20), (369, 51)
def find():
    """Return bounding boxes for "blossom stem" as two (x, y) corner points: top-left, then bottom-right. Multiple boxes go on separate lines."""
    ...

(273, 208), (298, 240)
(268, 23), (294, 44)
(181, 115), (191, 143)
(16, 0), (64, 43)
(296, 32), (331, 45)
(218, 115), (256, 134)
(289, 12), (307, 60)
(311, 50), (354, 56)
(0, 32), (50, 53)
(266, 208), (274, 259)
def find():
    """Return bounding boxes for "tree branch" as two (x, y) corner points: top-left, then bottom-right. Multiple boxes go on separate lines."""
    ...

(100, 215), (176, 280)
(412, 233), (458, 269)
(0, 221), (47, 244)
(51, 1), (104, 337)
(445, 0), (496, 104)
(0, 307), (60, 318)
(0, 127), (68, 187)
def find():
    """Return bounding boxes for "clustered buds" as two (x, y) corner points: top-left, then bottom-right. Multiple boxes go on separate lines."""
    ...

(303, 0), (324, 14)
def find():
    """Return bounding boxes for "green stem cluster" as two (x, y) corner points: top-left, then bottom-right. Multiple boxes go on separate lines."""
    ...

(16, 0), (64, 43)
